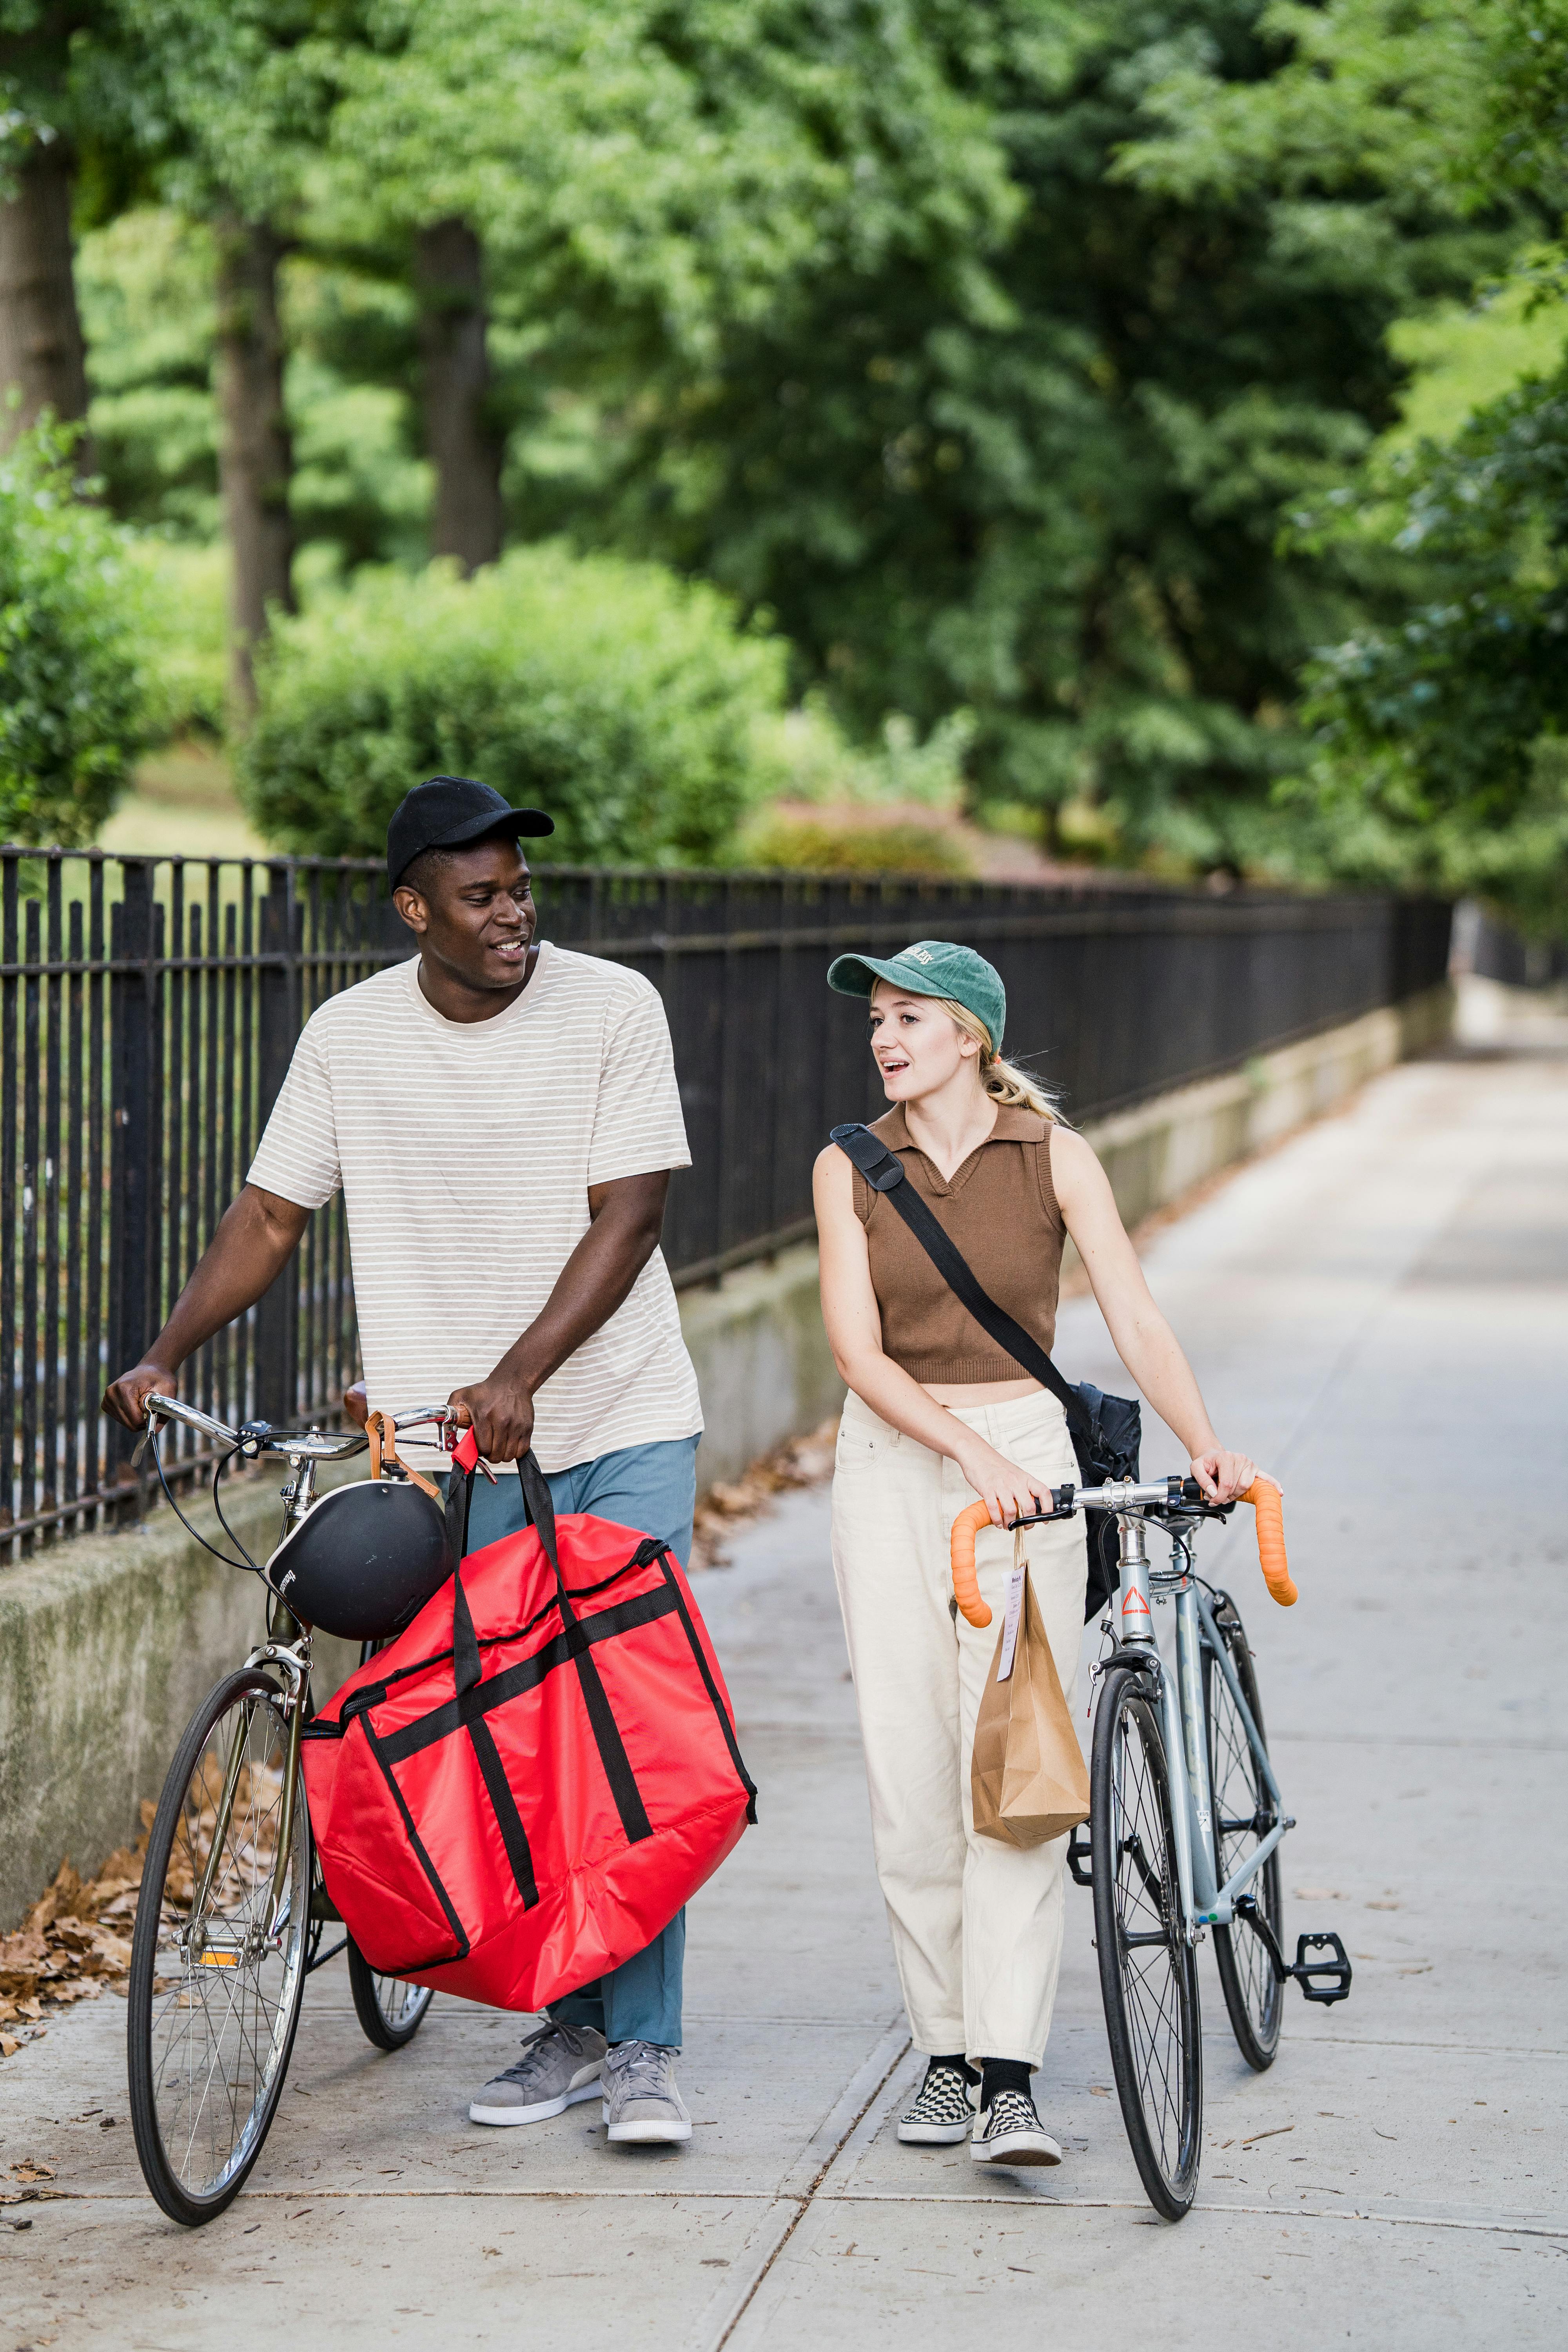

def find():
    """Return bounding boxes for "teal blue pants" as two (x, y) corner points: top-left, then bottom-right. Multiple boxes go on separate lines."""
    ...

(442, 1433), (699, 2050)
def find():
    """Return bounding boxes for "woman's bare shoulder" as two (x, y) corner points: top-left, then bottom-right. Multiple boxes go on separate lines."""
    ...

(1049, 1123), (1115, 1203)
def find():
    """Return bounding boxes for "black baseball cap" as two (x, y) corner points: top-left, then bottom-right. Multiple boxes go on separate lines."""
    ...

(386, 776), (554, 890)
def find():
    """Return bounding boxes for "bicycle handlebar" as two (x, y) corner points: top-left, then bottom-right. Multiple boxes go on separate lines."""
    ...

(143, 1393), (367, 1460)
(949, 1475), (1292, 1628)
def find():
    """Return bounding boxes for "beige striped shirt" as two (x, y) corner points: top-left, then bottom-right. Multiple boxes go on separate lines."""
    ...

(247, 944), (702, 1470)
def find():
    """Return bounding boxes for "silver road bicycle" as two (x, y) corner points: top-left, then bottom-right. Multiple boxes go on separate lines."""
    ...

(125, 1392), (456, 2226)
(1007, 1473), (1350, 2220)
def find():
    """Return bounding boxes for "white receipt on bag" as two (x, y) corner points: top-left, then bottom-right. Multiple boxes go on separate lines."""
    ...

(996, 1563), (1026, 1681)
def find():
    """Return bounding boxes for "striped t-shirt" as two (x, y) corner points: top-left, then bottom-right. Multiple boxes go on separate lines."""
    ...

(247, 943), (702, 1472)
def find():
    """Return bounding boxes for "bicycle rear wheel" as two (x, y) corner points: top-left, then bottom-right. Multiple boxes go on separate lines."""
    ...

(127, 1669), (311, 2225)
(1090, 1661), (1202, 2220)
(1204, 1592), (1284, 2071)
(347, 1941), (434, 2049)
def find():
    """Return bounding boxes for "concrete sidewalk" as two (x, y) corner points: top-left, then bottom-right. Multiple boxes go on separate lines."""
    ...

(3, 1032), (1564, 2348)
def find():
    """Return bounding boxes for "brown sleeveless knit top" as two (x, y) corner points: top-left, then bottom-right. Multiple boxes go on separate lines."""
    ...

(850, 1103), (1064, 1383)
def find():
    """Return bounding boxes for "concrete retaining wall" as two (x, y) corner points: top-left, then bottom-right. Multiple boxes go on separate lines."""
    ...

(0, 982), (1450, 1929)
(1076, 981), (1454, 1238)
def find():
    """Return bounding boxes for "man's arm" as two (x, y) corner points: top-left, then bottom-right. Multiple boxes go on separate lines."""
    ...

(102, 1185), (311, 1429)
(448, 1169), (671, 1461)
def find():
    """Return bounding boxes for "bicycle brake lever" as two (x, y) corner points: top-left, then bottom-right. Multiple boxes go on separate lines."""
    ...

(131, 1425), (152, 1468)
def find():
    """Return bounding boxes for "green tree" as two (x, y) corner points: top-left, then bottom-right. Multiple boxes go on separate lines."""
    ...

(0, 2), (154, 456)
(1294, 0), (1568, 926)
(490, 0), (1496, 871)
(315, 0), (1013, 580)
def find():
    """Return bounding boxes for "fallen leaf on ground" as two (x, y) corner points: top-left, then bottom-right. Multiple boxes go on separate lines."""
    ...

(690, 1417), (838, 1570)
(10, 2161), (56, 2183)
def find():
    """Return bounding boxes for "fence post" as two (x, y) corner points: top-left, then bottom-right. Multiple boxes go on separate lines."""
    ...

(252, 866), (301, 1423)
(107, 863), (160, 1501)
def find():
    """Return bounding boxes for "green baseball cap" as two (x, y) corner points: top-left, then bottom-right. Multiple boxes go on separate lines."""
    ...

(826, 938), (1006, 1053)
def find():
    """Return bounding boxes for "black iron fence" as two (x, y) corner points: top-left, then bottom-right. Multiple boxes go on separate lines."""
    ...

(0, 847), (1450, 1560)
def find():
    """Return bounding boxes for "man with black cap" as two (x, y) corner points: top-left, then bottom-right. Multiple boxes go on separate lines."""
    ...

(104, 776), (706, 2149)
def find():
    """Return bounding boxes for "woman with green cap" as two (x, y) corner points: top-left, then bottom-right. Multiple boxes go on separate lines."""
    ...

(813, 939), (1261, 2169)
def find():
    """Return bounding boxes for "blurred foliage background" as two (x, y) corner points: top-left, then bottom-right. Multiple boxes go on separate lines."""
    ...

(0, 0), (1563, 929)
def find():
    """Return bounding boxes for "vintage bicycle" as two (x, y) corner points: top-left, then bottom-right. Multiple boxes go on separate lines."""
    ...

(953, 1472), (1352, 2221)
(125, 1391), (465, 2226)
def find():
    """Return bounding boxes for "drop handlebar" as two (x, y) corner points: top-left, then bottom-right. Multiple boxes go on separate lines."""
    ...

(949, 1476), (1292, 1629)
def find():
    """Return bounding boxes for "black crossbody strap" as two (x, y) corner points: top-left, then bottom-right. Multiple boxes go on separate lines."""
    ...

(830, 1121), (1091, 1439)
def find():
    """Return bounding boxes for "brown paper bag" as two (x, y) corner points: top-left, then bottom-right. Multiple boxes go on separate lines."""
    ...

(971, 1532), (1091, 1849)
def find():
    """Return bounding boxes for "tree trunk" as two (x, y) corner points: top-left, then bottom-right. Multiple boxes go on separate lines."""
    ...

(0, 141), (91, 458)
(215, 215), (294, 716)
(416, 218), (503, 573)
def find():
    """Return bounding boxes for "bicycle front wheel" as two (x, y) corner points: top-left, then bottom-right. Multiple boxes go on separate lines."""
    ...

(1090, 1660), (1202, 2220)
(347, 1941), (434, 2049)
(1204, 1592), (1284, 2071)
(127, 1669), (311, 2225)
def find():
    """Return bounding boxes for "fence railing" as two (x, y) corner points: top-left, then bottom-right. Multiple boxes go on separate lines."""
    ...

(0, 847), (1451, 1561)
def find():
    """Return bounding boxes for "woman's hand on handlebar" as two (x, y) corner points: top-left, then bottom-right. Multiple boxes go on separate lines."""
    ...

(1190, 1445), (1270, 1506)
(102, 1361), (177, 1431)
(953, 1434), (1049, 1528)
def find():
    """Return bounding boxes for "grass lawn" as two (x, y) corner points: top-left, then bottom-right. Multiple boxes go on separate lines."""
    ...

(98, 744), (269, 860)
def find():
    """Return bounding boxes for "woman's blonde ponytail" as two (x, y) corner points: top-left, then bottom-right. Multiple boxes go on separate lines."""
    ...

(938, 998), (1064, 1123)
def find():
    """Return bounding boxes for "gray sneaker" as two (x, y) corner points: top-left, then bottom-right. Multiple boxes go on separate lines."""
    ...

(600, 2039), (692, 2145)
(469, 2021), (607, 2127)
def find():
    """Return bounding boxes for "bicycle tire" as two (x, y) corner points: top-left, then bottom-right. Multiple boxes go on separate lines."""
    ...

(1204, 1592), (1284, 2071)
(346, 1940), (435, 2050)
(1090, 1659), (1203, 2220)
(127, 1668), (312, 2226)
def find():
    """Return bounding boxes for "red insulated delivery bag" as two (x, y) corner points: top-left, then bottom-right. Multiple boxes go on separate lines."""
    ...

(300, 1451), (755, 2011)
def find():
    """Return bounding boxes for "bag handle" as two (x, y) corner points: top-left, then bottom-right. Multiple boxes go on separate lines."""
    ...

(831, 1121), (1091, 1438)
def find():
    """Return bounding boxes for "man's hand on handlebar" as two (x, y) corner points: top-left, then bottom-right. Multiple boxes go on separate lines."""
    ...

(446, 1372), (535, 1464)
(103, 1362), (178, 1432)
(1190, 1446), (1273, 1506)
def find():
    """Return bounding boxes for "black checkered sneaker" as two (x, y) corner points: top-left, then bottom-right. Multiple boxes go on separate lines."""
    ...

(969, 2086), (1063, 2167)
(897, 2061), (977, 2145)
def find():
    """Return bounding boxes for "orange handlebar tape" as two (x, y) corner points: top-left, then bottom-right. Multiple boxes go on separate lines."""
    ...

(1243, 1479), (1296, 1606)
(949, 1499), (995, 1628)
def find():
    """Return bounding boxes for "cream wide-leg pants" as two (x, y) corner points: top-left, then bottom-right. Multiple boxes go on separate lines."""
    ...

(830, 1387), (1087, 2065)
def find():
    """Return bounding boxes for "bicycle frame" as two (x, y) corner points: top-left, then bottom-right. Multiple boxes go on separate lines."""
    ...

(1111, 1513), (1291, 1938)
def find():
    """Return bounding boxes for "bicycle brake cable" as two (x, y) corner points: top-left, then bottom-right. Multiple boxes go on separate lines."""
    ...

(211, 1448), (261, 1572)
(149, 1426), (258, 1573)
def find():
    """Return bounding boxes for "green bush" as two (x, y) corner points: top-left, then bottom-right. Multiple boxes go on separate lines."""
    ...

(238, 548), (788, 864)
(0, 419), (150, 849)
(737, 812), (972, 877)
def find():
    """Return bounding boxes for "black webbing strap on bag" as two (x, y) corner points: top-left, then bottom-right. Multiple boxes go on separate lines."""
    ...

(831, 1121), (1139, 1620)
(443, 1469), (481, 1691)
(515, 1451), (653, 1844)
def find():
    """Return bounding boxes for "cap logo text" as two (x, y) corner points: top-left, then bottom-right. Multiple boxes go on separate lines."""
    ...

(906, 947), (933, 964)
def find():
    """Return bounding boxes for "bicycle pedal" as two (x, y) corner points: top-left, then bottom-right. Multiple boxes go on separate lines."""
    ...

(1289, 1929), (1352, 2005)
(1067, 1824), (1093, 1889)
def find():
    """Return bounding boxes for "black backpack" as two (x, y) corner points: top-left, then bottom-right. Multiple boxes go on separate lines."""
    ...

(831, 1121), (1140, 1622)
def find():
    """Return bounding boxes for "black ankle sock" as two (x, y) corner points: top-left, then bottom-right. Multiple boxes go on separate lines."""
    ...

(928, 2052), (980, 2087)
(979, 2058), (1032, 2110)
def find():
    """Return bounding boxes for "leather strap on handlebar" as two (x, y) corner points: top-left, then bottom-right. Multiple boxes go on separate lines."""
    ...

(366, 1408), (442, 1502)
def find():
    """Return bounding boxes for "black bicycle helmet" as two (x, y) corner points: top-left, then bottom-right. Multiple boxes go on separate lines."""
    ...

(263, 1479), (455, 1642)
